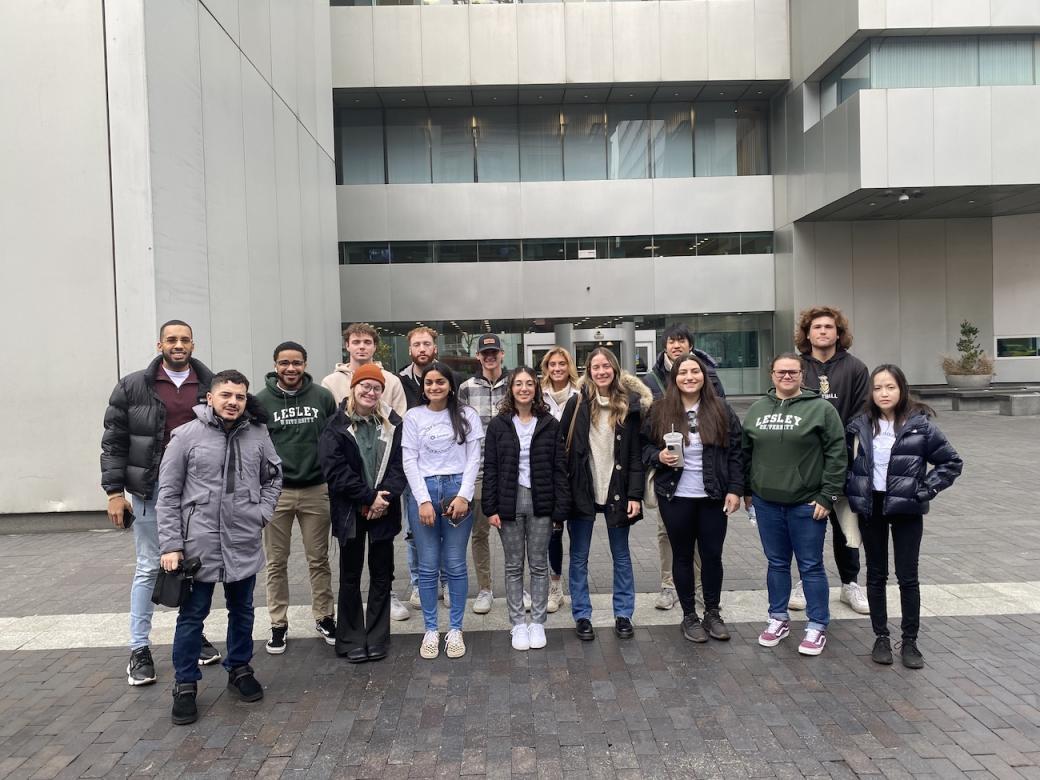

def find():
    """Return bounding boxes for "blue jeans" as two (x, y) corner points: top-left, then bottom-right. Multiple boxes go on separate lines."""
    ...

(753, 496), (829, 631)
(129, 487), (161, 650)
(407, 475), (474, 631)
(567, 514), (635, 622)
(404, 487), (445, 591)
(172, 575), (256, 684)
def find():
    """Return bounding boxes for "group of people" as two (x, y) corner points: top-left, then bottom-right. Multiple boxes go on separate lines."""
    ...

(100, 306), (963, 726)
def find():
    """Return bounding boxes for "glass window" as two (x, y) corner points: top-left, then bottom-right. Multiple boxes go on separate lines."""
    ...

(385, 109), (430, 184)
(735, 103), (769, 176)
(838, 43), (871, 103)
(980, 35), (1035, 86)
(478, 239), (522, 262)
(608, 235), (653, 259)
(474, 107), (519, 183)
(693, 102), (738, 177)
(341, 242), (390, 265)
(872, 36), (978, 88)
(608, 104), (649, 180)
(997, 337), (1039, 357)
(563, 105), (607, 181)
(519, 106), (563, 182)
(434, 240), (478, 263)
(521, 238), (565, 261)
(338, 109), (384, 185)
(696, 234), (740, 255)
(565, 237), (609, 260)
(740, 232), (774, 254)
(650, 103), (693, 178)
(389, 241), (434, 263)
(654, 234), (697, 257)
(429, 108), (474, 184)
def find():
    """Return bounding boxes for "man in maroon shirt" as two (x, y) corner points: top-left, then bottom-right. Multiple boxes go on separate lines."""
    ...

(101, 320), (220, 686)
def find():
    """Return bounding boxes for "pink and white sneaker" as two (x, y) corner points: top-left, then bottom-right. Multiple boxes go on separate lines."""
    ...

(758, 619), (790, 647)
(798, 628), (827, 656)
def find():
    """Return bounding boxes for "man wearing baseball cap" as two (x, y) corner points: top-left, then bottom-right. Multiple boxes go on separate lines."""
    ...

(457, 334), (509, 614)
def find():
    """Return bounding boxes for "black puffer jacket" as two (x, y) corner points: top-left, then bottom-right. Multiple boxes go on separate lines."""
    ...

(639, 402), (744, 502)
(558, 374), (651, 528)
(101, 355), (213, 499)
(845, 411), (963, 518)
(318, 403), (406, 544)
(481, 413), (569, 523)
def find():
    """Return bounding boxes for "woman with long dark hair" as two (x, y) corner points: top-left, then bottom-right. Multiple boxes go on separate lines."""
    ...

(483, 367), (568, 650)
(540, 347), (579, 613)
(558, 347), (650, 642)
(640, 353), (743, 644)
(402, 361), (484, 660)
(318, 364), (406, 663)
(845, 364), (962, 669)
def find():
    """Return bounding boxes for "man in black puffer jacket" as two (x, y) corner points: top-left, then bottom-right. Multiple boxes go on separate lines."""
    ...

(100, 320), (218, 686)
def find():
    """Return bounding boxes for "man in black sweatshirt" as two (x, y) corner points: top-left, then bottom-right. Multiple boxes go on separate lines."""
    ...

(794, 305), (870, 615)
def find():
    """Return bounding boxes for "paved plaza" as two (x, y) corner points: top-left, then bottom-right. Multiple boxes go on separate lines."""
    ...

(2, 404), (1040, 778)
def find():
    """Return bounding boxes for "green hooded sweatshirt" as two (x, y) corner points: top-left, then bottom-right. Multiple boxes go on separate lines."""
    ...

(741, 388), (846, 509)
(255, 372), (338, 487)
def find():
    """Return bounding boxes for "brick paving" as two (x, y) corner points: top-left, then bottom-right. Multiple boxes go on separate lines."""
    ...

(1, 407), (1040, 777)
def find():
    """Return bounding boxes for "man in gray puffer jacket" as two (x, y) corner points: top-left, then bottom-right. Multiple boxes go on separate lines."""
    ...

(157, 370), (283, 725)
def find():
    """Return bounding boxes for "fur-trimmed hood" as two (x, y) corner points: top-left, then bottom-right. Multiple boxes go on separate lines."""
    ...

(576, 370), (654, 414)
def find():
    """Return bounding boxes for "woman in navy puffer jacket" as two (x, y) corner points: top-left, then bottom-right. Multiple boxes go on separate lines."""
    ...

(845, 364), (962, 670)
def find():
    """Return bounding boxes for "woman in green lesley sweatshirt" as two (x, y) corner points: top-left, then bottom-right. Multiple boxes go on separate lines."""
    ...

(742, 352), (846, 657)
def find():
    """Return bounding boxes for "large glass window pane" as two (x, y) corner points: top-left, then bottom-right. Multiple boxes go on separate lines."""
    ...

(693, 102), (737, 177)
(385, 109), (429, 183)
(478, 239), (522, 262)
(474, 107), (519, 182)
(341, 242), (390, 264)
(839, 43), (871, 103)
(389, 241), (433, 263)
(649, 103), (693, 178)
(434, 240), (478, 263)
(735, 102), (769, 175)
(608, 104), (649, 179)
(997, 337), (1039, 357)
(429, 108), (474, 183)
(608, 235), (653, 259)
(696, 234), (740, 255)
(654, 234), (697, 257)
(338, 109), (385, 184)
(980, 35), (1035, 86)
(522, 238), (565, 261)
(563, 105), (607, 181)
(519, 106), (563, 181)
(872, 36), (977, 88)
(565, 237), (609, 260)
(740, 232), (774, 254)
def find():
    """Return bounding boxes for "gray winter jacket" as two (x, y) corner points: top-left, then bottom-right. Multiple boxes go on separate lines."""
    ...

(157, 404), (283, 583)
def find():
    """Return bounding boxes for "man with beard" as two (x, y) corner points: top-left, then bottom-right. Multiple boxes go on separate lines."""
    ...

(255, 341), (338, 653)
(399, 326), (439, 409)
(101, 320), (221, 687)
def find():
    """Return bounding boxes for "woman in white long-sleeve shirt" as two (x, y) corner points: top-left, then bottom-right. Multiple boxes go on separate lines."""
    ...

(402, 361), (484, 660)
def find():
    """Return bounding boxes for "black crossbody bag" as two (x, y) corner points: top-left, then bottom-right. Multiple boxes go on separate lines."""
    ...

(151, 507), (202, 607)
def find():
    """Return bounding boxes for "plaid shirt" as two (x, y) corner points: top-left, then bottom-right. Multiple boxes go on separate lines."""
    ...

(458, 372), (509, 478)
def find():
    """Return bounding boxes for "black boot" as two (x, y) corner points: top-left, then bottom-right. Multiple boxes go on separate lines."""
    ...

(900, 639), (924, 669)
(871, 636), (893, 665)
(227, 664), (264, 702)
(171, 682), (198, 725)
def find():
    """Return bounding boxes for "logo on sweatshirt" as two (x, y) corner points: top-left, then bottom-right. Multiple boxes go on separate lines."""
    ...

(818, 374), (837, 400)
(272, 406), (322, 425)
(754, 413), (803, 431)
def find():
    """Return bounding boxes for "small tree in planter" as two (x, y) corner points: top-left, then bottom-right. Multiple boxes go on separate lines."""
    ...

(942, 320), (994, 389)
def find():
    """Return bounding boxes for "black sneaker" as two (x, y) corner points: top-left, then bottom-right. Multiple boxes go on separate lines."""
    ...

(227, 665), (264, 702)
(681, 614), (708, 643)
(266, 625), (288, 655)
(614, 616), (635, 639)
(575, 618), (595, 641)
(171, 682), (198, 725)
(702, 609), (731, 641)
(871, 636), (893, 665)
(127, 646), (157, 686)
(198, 635), (221, 666)
(900, 639), (924, 669)
(316, 616), (336, 646)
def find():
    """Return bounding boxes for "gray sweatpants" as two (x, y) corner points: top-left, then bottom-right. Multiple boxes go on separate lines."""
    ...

(497, 485), (551, 626)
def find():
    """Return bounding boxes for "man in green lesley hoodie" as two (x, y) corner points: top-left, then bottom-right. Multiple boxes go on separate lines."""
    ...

(255, 341), (338, 655)
(741, 353), (846, 657)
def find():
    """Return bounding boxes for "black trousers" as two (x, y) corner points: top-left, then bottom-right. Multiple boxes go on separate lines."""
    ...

(830, 512), (861, 584)
(859, 492), (923, 641)
(658, 496), (728, 616)
(336, 530), (395, 656)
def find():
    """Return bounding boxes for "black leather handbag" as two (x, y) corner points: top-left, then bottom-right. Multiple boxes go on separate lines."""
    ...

(151, 556), (202, 608)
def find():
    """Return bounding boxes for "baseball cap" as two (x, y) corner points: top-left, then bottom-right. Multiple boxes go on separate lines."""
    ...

(476, 333), (503, 353)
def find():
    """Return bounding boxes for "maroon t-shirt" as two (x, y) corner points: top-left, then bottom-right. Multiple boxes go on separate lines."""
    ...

(154, 364), (201, 448)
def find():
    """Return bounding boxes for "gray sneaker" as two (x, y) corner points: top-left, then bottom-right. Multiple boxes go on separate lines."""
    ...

(472, 589), (493, 614)
(390, 593), (410, 621)
(788, 580), (807, 610)
(655, 587), (678, 610)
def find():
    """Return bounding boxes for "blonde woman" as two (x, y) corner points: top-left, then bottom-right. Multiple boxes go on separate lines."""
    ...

(539, 347), (579, 612)
(557, 348), (651, 641)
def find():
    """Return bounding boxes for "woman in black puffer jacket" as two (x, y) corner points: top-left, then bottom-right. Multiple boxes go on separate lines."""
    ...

(845, 363), (962, 670)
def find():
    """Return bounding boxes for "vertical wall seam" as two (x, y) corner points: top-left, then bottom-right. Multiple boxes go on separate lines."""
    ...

(100, 0), (120, 380)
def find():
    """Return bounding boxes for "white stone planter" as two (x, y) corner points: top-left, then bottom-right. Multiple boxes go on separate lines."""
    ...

(945, 374), (993, 390)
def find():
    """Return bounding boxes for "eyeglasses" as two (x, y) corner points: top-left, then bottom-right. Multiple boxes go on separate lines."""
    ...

(356, 382), (383, 395)
(276, 360), (305, 368)
(772, 370), (802, 378)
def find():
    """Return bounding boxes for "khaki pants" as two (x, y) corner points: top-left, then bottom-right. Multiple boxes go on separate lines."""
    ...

(652, 503), (704, 612)
(470, 482), (493, 592)
(263, 484), (334, 627)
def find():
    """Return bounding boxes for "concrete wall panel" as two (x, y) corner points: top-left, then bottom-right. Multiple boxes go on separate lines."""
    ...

(202, 0), (238, 39)
(270, 0), (298, 113)
(470, 5), (519, 86)
(993, 213), (1040, 337)
(660, 1), (709, 82)
(886, 89), (934, 187)
(753, 0), (790, 80)
(564, 4), (614, 84)
(294, 0), (318, 136)
(612, 3), (661, 83)
(652, 176), (774, 234)
(933, 88), (991, 186)
(331, 7), (375, 88)
(708, 0), (755, 80)
(517, 5), (566, 85)
(849, 221), (900, 371)
(523, 180), (652, 238)
(522, 260), (654, 319)
(897, 221), (948, 384)
(991, 87), (1040, 185)
(884, 0), (932, 29)
(238, 0), (272, 81)
(421, 6), (470, 87)
(313, 0), (335, 156)
(932, 0), (990, 27)
(654, 255), (775, 314)
(338, 184), (390, 240)
(945, 219), (994, 369)
(811, 222), (854, 314)
(395, 263), (525, 321)
(273, 100), (308, 343)
(991, 0), (1040, 27)
(318, 157), (343, 366)
(373, 7), (422, 87)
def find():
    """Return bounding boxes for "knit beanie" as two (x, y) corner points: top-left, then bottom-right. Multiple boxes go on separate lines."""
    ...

(351, 363), (385, 388)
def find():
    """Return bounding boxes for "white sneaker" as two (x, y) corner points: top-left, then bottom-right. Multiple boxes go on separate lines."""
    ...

(472, 589), (493, 614)
(654, 587), (678, 610)
(408, 588), (421, 609)
(528, 623), (547, 650)
(841, 582), (870, 614)
(445, 629), (466, 658)
(788, 580), (807, 610)
(547, 581), (564, 613)
(523, 590), (533, 612)
(420, 630), (439, 659)
(390, 593), (410, 621)
(510, 623), (530, 651)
